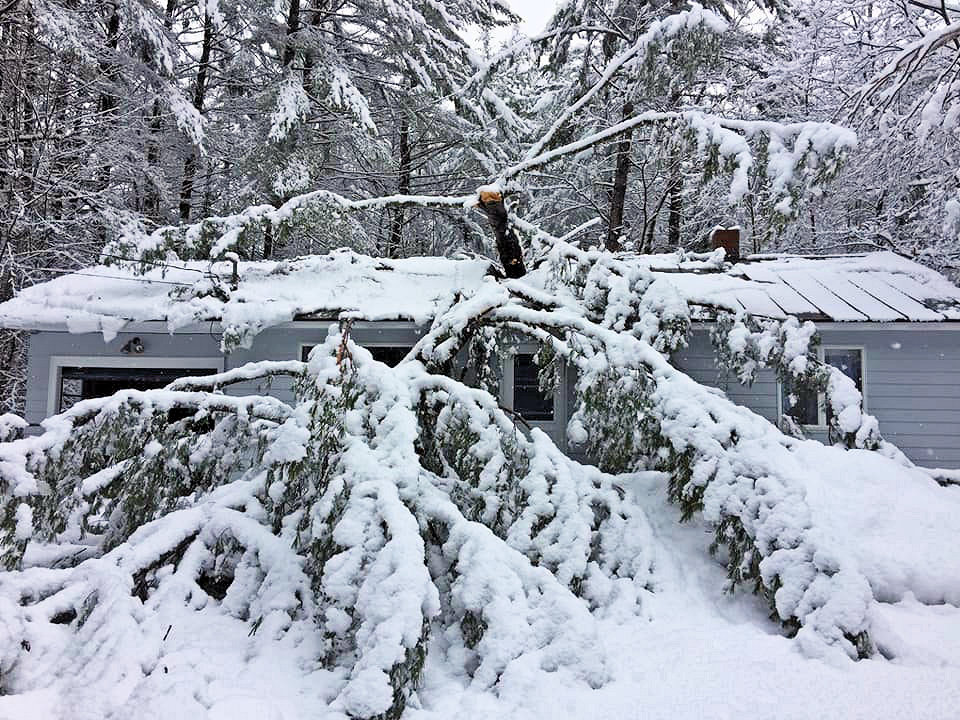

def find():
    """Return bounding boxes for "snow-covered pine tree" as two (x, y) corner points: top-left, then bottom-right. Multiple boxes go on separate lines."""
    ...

(749, 0), (960, 275)
(0, 325), (653, 718)
(708, 311), (898, 453)
(503, 0), (839, 254)
(0, 0), (207, 414)
(226, 0), (523, 260)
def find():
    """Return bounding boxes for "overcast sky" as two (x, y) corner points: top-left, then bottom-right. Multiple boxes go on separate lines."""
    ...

(506, 0), (560, 35)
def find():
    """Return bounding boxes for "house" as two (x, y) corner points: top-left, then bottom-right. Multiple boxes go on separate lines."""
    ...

(2, 237), (959, 469)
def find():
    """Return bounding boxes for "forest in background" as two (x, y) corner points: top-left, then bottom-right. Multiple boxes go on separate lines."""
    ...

(2, 0), (960, 412)
(4, 5), (960, 716)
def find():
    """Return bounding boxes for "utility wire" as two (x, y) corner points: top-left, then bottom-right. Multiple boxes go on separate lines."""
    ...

(98, 253), (209, 275)
(28, 267), (196, 287)
(22, 252), (242, 289)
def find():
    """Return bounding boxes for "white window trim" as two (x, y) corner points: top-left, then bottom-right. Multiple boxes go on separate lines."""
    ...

(500, 345), (565, 427)
(47, 355), (225, 417)
(776, 345), (867, 429)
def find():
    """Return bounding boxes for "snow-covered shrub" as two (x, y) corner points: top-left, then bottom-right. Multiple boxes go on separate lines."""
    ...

(0, 415), (25, 444)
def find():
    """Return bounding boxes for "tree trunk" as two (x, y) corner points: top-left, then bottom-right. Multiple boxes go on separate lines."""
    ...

(144, 0), (178, 220)
(667, 91), (683, 248)
(96, 5), (121, 190)
(606, 102), (633, 252)
(179, 11), (214, 223)
(477, 189), (525, 278)
(263, 222), (275, 259)
(302, 0), (328, 87)
(283, 0), (301, 69)
(260, 0), (303, 257)
(17, 18), (36, 198)
(668, 164), (682, 247)
(0, 251), (26, 414)
(388, 114), (411, 258)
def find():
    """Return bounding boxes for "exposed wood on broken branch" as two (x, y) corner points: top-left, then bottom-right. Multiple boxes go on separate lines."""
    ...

(477, 188), (526, 278)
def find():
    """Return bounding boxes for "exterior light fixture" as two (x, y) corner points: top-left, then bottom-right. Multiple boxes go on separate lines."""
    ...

(121, 337), (145, 354)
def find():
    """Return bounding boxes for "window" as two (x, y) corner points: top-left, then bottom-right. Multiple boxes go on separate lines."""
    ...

(512, 354), (554, 421)
(58, 366), (216, 413)
(823, 348), (863, 389)
(300, 344), (410, 367)
(780, 347), (864, 427)
(780, 382), (820, 426)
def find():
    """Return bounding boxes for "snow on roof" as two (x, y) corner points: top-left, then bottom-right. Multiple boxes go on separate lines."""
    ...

(726, 252), (960, 321)
(598, 249), (960, 322)
(0, 251), (495, 342)
(1, 249), (958, 344)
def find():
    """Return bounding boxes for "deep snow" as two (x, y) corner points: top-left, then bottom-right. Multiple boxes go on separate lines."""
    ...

(3, 471), (960, 720)
(403, 474), (960, 720)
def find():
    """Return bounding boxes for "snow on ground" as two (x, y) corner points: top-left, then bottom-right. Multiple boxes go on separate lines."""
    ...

(795, 442), (960, 605)
(0, 593), (341, 720)
(3, 471), (960, 720)
(406, 473), (960, 720)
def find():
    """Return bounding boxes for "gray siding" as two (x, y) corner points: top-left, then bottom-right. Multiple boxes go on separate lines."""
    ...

(672, 331), (781, 423)
(817, 328), (960, 469)
(672, 327), (960, 470)
(24, 323), (428, 430)
(24, 330), (223, 428)
(22, 323), (960, 469)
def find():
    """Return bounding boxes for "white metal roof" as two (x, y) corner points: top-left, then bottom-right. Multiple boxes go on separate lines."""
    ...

(690, 253), (960, 322)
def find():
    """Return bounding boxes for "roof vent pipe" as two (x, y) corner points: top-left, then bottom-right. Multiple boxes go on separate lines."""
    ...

(711, 227), (740, 263)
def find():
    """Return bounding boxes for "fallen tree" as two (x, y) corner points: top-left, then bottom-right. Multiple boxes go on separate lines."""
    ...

(8, 209), (960, 716)
(0, 7), (926, 709)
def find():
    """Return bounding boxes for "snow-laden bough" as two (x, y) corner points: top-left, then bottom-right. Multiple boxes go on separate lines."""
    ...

(0, 329), (653, 718)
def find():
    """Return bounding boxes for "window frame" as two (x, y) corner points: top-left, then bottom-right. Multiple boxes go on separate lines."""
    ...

(47, 355), (225, 417)
(777, 345), (867, 429)
(500, 346), (564, 426)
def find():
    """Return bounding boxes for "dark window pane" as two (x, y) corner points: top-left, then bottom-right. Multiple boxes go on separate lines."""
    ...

(369, 346), (410, 367)
(781, 383), (819, 425)
(59, 378), (84, 412)
(59, 366), (216, 412)
(301, 344), (409, 367)
(513, 354), (554, 421)
(824, 349), (863, 391)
